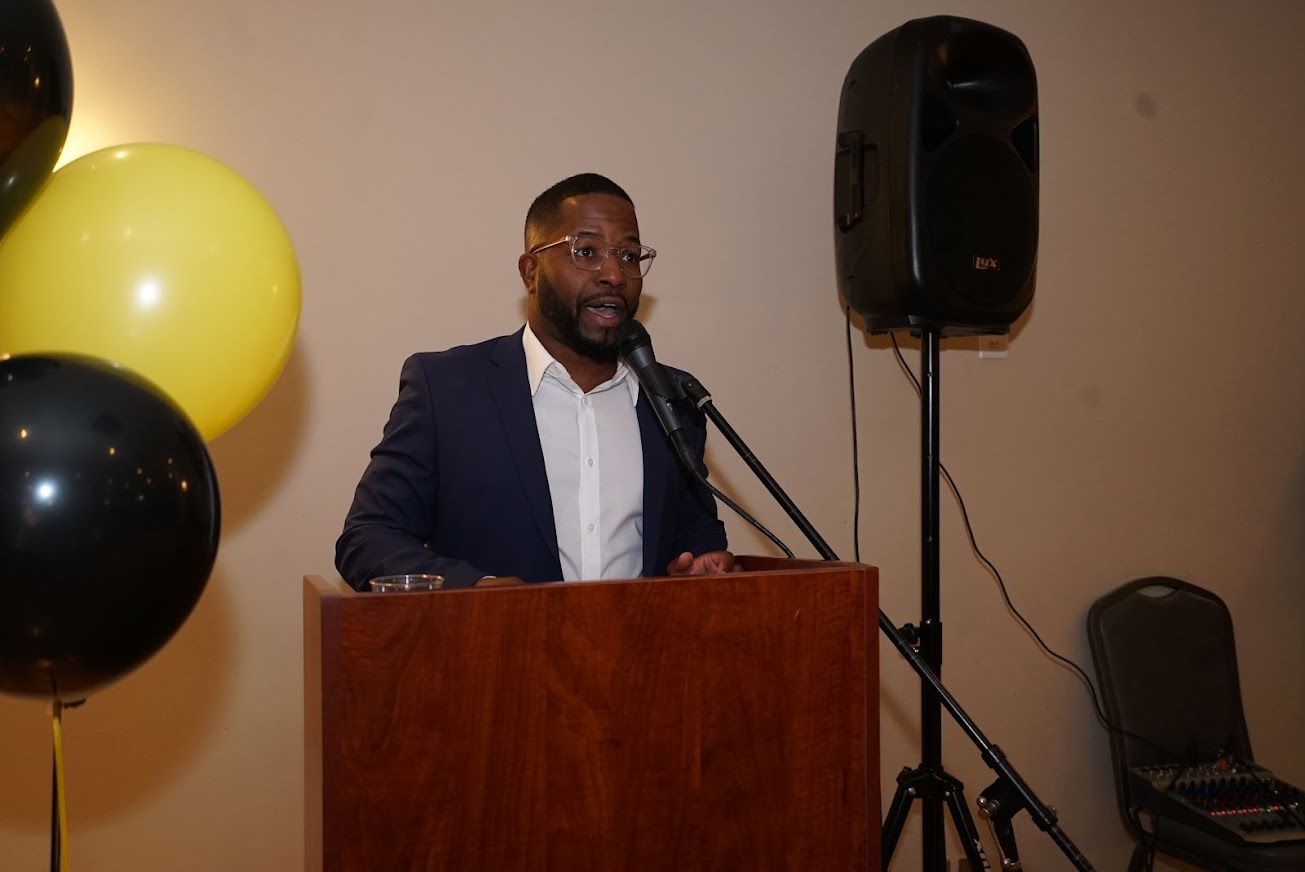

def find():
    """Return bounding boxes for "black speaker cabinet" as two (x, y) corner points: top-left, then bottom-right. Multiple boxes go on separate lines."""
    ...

(834, 16), (1038, 335)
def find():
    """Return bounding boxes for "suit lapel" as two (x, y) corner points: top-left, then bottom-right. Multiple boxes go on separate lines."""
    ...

(486, 331), (561, 573)
(637, 391), (671, 577)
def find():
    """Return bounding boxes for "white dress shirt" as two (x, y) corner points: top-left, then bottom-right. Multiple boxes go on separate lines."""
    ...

(523, 325), (644, 581)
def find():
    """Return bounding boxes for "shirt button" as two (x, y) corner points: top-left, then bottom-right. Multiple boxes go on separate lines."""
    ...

(587, 457), (595, 467)
(582, 397), (591, 407)
(587, 523), (595, 533)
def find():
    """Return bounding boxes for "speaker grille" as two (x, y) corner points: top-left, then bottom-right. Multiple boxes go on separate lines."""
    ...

(923, 135), (1036, 307)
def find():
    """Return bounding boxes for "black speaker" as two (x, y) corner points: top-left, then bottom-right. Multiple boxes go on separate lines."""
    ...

(834, 16), (1038, 335)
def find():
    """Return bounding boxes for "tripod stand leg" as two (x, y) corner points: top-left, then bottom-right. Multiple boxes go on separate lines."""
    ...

(882, 765), (990, 870)
(942, 782), (990, 870)
(881, 770), (917, 868)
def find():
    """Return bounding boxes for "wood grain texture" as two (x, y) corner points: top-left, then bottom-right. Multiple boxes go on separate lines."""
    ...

(304, 561), (879, 871)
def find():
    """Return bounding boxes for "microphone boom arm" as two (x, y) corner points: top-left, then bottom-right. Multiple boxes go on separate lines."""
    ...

(680, 377), (837, 560)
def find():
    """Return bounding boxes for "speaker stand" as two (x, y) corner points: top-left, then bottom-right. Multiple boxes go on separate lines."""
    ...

(877, 327), (991, 870)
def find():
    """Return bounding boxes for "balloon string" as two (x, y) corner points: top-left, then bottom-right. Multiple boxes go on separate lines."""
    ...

(52, 700), (69, 871)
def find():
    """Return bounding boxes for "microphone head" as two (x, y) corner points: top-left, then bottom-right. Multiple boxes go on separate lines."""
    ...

(615, 317), (652, 356)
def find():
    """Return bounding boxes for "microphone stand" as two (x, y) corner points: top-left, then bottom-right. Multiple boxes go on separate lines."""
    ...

(678, 374), (1093, 871)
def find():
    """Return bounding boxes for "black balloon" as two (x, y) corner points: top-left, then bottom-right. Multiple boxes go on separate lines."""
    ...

(0, 0), (73, 238)
(0, 355), (220, 701)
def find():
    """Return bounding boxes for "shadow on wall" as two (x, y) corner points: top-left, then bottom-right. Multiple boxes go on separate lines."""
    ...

(0, 564), (237, 829)
(207, 343), (311, 534)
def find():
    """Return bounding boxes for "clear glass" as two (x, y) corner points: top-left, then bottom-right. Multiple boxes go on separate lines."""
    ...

(367, 573), (444, 592)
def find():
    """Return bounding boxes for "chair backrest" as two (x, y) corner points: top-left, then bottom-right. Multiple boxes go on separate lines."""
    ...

(1086, 577), (1253, 829)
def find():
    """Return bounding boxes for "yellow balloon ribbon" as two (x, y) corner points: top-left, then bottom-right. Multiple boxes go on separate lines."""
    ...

(0, 144), (301, 440)
(53, 699), (69, 870)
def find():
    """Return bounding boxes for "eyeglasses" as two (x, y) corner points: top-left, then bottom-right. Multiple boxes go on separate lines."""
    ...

(530, 233), (657, 278)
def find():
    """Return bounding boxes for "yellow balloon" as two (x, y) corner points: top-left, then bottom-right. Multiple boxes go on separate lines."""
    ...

(0, 143), (301, 440)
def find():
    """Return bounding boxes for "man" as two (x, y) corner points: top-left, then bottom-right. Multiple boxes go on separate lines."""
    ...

(335, 173), (735, 590)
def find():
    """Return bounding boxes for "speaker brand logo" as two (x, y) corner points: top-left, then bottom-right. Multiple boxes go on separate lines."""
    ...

(973, 256), (1000, 271)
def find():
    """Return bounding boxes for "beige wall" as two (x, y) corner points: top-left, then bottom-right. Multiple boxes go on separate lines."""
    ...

(1, 0), (1302, 868)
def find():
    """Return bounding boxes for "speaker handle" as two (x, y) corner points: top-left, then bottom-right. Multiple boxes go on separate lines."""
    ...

(835, 130), (864, 232)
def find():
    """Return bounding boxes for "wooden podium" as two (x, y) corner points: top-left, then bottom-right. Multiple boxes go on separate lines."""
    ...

(304, 557), (879, 870)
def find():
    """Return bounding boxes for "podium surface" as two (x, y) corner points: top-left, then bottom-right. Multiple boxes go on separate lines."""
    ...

(305, 557), (878, 870)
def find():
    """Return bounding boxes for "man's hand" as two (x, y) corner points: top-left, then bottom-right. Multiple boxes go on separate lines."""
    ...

(474, 576), (526, 588)
(665, 550), (737, 576)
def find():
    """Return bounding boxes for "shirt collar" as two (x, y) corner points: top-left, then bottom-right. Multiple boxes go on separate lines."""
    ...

(522, 323), (639, 405)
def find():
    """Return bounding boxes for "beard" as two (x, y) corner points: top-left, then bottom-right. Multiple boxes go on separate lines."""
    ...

(536, 274), (638, 364)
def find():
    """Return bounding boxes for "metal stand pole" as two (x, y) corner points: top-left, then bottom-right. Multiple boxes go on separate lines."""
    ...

(878, 329), (986, 869)
(921, 328), (945, 869)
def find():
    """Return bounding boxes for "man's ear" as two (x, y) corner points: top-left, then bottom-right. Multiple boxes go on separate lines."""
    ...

(518, 252), (537, 293)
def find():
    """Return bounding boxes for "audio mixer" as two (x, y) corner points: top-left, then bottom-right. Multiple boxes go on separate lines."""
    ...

(1129, 759), (1305, 846)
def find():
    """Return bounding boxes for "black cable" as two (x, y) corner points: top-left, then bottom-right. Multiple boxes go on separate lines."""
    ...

(845, 305), (861, 563)
(886, 333), (1181, 760)
(695, 470), (795, 559)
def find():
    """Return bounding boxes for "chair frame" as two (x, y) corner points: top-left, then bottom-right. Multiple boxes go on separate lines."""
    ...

(1087, 576), (1256, 872)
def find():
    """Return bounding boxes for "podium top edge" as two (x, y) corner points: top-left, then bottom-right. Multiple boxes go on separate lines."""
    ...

(302, 561), (876, 599)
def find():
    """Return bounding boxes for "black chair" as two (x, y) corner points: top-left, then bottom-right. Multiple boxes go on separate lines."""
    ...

(1086, 577), (1305, 871)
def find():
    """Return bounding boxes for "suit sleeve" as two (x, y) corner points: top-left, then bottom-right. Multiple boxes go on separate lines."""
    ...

(669, 417), (729, 557)
(334, 355), (487, 590)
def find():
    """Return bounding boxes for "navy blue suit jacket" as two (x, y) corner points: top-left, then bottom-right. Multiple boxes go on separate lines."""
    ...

(335, 329), (727, 589)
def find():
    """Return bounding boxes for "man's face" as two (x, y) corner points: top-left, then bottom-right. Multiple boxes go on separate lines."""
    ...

(523, 193), (642, 363)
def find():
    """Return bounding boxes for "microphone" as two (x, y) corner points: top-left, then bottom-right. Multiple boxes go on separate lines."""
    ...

(615, 319), (707, 478)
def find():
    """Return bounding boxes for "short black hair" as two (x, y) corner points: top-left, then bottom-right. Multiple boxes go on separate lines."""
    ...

(525, 173), (633, 249)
